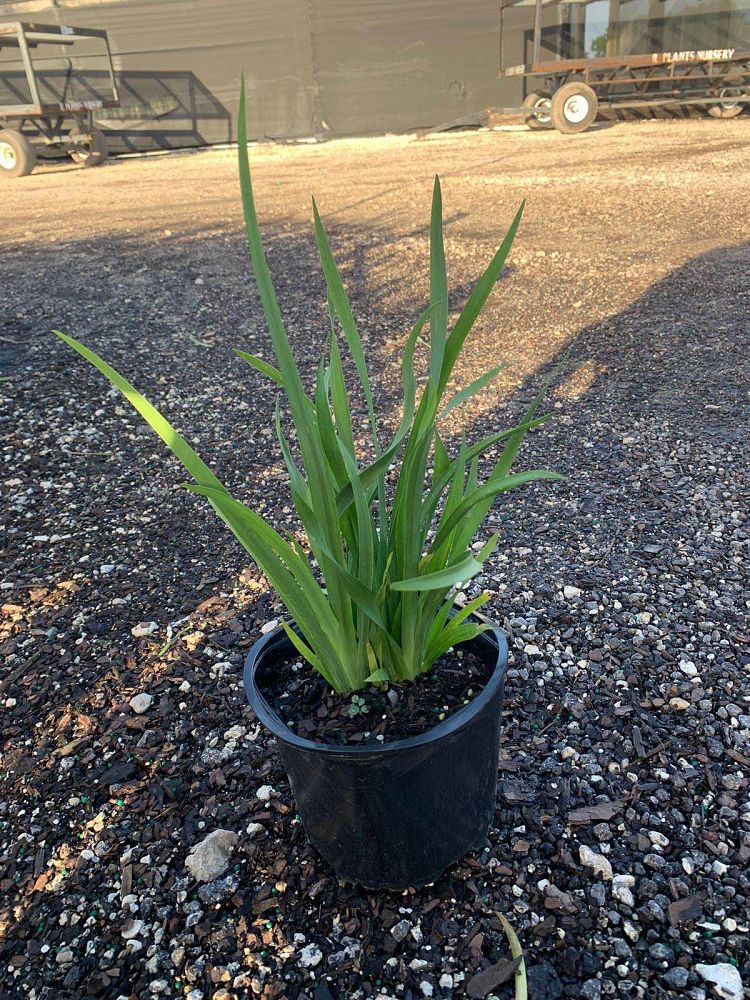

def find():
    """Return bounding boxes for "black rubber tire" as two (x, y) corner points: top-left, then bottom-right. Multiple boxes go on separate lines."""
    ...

(708, 76), (747, 119)
(0, 128), (37, 178)
(550, 81), (599, 134)
(522, 90), (553, 130)
(69, 126), (109, 166)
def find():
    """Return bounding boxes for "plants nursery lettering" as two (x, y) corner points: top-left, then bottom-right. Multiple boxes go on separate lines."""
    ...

(55, 88), (561, 700)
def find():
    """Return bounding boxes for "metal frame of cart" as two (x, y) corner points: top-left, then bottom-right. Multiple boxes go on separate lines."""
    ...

(498, 0), (750, 132)
(0, 20), (120, 177)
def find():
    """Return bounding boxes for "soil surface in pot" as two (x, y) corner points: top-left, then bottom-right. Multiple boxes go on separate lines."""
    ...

(258, 643), (493, 745)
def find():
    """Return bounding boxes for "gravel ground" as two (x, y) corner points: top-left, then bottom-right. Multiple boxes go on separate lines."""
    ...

(1, 118), (749, 1000)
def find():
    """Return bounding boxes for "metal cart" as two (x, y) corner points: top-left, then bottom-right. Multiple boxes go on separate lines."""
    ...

(498, 0), (750, 133)
(0, 20), (119, 178)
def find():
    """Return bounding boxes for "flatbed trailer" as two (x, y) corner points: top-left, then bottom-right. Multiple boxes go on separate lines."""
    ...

(498, 0), (750, 132)
(0, 20), (119, 177)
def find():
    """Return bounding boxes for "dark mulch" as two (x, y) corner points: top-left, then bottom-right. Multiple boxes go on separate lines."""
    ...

(261, 646), (492, 745)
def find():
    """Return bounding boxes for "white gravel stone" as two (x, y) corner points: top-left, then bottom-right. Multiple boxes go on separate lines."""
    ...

(695, 962), (744, 1000)
(563, 585), (582, 599)
(612, 874), (636, 907)
(184, 829), (238, 882)
(121, 918), (144, 940)
(246, 822), (264, 836)
(260, 618), (279, 634)
(298, 943), (323, 968)
(439, 973), (454, 989)
(390, 918), (411, 943)
(55, 948), (74, 964)
(223, 725), (246, 741)
(623, 920), (639, 942)
(579, 845), (613, 881)
(680, 659), (699, 677)
(670, 697), (691, 711)
(131, 621), (158, 637)
(129, 693), (153, 714)
(649, 831), (669, 847)
(256, 784), (274, 802)
(420, 983), (434, 998)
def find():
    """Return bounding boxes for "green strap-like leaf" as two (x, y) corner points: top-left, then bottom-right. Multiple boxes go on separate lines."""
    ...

(424, 592), (490, 666)
(419, 415), (551, 535)
(333, 302), (428, 517)
(391, 535), (496, 593)
(328, 334), (356, 459)
(429, 176), (448, 388)
(300, 524), (386, 632)
(234, 349), (284, 387)
(274, 398), (313, 505)
(440, 362), (508, 417)
(238, 82), (347, 584)
(492, 354), (570, 482)
(439, 202), (524, 396)
(186, 484), (352, 688)
(54, 331), (226, 493)
(312, 198), (380, 453)
(430, 470), (563, 554)
(313, 355), (348, 490)
(424, 622), (489, 669)
(281, 623), (328, 685)
(434, 431), (451, 478)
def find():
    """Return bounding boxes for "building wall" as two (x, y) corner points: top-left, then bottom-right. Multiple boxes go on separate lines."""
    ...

(0, 0), (524, 146)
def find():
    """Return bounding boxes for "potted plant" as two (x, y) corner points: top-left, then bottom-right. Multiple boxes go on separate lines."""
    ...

(54, 88), (562, 890)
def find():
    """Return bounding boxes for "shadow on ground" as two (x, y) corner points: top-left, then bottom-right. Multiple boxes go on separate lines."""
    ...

(1, 220), (748, 997)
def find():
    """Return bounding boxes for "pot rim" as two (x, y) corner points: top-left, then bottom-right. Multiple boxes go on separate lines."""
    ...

(243, 616), (508, 757)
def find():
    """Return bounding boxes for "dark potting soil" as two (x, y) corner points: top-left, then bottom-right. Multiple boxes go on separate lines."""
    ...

(258, 644), (493, 746)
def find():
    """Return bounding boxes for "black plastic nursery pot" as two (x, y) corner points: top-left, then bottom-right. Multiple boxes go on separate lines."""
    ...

(243, 618), (508, 890)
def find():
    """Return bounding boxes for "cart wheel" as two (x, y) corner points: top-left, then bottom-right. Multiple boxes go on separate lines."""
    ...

(708, 76), (747, 119)
(69, 126), (109, 167)
(523, 91), (553, 130)
(0, 128), (37, 178)
(550, 82), (599, 134)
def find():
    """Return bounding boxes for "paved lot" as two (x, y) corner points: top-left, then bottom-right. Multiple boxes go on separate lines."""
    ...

(1, 118), (749, 1000)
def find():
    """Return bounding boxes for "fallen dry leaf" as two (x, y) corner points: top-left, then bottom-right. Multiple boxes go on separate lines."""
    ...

(668, 894), (704, 927)
(567, 799), (625, 824)
(466, 956), (522, 998)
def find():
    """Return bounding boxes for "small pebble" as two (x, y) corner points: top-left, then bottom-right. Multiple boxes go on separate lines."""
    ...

(298, 943), (323, 968)
(129, 693), (153, 714)
(579, 845), (613, 881)
(131, 621), (158, 637)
